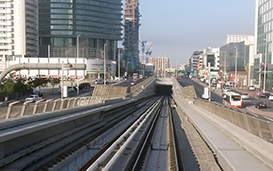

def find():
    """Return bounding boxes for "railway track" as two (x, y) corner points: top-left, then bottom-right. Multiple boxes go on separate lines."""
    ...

(86, 96), (181, 171)
(0, 96), (159, 170)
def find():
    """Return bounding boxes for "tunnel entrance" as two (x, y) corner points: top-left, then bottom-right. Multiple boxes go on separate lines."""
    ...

(156, 85), (173, 95)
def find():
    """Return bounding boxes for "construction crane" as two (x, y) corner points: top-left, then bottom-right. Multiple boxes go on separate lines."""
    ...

(139, 40), (153, 76)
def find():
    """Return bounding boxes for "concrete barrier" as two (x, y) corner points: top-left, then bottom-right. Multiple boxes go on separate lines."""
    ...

(6, 101), (21, 119)
(0, 98), (137, 162)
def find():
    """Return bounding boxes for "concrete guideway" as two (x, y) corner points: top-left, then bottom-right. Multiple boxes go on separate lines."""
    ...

(173, 96), (273, 170)
(172, 78), (273, 170)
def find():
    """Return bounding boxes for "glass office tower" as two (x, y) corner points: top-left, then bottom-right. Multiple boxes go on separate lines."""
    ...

(38, 0), (122, 60)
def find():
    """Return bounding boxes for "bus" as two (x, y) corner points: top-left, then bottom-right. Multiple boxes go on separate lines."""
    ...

(222, 91), (242, 108)
(133, 73), (138, 82)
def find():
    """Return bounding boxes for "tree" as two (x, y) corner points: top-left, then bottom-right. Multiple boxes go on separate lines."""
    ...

(29, 77), (49, 89)
(49, 77), (60, 91)
(2, 78), (14, 95)
(13, 78), (28, 100)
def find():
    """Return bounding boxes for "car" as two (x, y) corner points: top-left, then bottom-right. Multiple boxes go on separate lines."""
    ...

(95, 79), (104, 84)
(268, 94), (273, 100)
(222, 87), (231, 93)
(240, 93), (249, 100)
(25, 95), (42, 102)
(248, 86), (256, 91)
(260, 93), (271, 98)
(255, 101), (267, 109)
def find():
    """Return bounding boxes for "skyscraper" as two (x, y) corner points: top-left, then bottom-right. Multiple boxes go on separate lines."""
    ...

(123, 0), (140, 71)
(0, 0), (38, 58)
(254, 0), (273, 90)
(38, 0), (122, 60)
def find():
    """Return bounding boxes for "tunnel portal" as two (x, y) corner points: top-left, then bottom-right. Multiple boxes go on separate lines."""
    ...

(156, 85), (173, 95)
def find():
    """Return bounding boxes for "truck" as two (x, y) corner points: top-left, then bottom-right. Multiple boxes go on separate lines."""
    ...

(202, 87), (210, 100)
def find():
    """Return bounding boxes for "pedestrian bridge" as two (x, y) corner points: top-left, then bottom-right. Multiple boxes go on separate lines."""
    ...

(0, 76), (273, 170)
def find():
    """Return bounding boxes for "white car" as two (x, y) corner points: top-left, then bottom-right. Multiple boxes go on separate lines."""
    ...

(25, 95), (42, 102)
(241, 93), (249, 100)
(268, 94), (273, 101)
(248, 86), (255, 91)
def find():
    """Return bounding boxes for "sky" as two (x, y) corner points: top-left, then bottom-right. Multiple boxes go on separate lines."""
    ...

(138, 0), (256, 67)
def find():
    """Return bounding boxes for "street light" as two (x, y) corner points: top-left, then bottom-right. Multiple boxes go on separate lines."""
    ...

(118, 48), (121, 80)
(104, 43), (107, 85)
(263, 42), (267, 93)
(76, 35), (80, 94)
(235, 47), (238, 87)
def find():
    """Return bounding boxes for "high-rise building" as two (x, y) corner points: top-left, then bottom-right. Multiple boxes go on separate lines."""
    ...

(189, 51), (203, 75)
(0, 0), (38, 58)
(123, 0), (140, 71)
(38, 0), (122, 60)
(254, 0), (273, 90)
(150, 57), (169, 76)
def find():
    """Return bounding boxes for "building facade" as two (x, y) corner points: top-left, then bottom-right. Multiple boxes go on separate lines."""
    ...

(38, 0), (122, 61)
(0, 0), (38, 59)
(189, 51), (203, 76)
(254, 0), (273, 90)
(123, 0), (140, 72)
(220, 38), (254, 86)
(150, 57), (169, 76)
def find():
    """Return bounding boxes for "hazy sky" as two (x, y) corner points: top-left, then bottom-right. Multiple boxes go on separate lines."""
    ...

(139, 0), (255, 67)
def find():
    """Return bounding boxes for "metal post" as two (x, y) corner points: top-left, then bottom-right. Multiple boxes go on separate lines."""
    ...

(76, 35), (80, 94)
(104, 44), (107, 85)
(48, 45), (50, 58)
(235, 47), (237, 87)
(208, 63), (211, 101)
(263, 43), (267, 93)
(61, 61), (64, 99)
(223, 51), (226, 81)
(118, 49), (121, 80)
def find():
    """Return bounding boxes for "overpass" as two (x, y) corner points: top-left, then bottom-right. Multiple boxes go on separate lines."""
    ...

(0, 76), (272, 170)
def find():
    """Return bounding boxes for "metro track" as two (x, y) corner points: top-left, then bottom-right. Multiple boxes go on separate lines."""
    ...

(0, 97), (159, 170)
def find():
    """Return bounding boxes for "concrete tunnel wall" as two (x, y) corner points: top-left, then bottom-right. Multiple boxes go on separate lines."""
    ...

(155, 85), (173, 95)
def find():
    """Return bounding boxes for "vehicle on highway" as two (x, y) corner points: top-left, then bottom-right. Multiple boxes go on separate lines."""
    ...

(25, 95), (42, 102)
(202, 87), (209, 100)
(239, 92), (249, 100)
(222, 92), (242, 108)
(95, 79), (104, 84)
(255, 101), (267, 109)
(222, 86), (231, 93)
(133, 73), (138, 82)
(248, 86), (255, 91)
(268, 94), (273, 100)
(261, 93), (271, 98)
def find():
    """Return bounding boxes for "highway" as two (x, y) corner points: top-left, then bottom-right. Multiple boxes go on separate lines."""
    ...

(177, 77), (273, 122)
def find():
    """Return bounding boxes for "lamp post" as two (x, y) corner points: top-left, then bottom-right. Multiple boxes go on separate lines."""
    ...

(221, 51), (227, 81)
(104, 43), (107, 85)
(235, 47), (238, 87)
(263, 43), (267, 93)
(61, 61), (64, 99)
(76, 35), (80, 94)
(118, 48), (121, 80)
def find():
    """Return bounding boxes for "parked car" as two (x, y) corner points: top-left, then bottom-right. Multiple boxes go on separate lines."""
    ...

(248, 86), (255, 91)
(268, 94), (273, 100)
(260, 93), (271, 98)
(25, 95), (42, 102)
(255, 101), (267, 109)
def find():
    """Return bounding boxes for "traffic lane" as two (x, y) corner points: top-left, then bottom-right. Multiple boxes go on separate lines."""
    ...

(178, 78), (222, 103)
